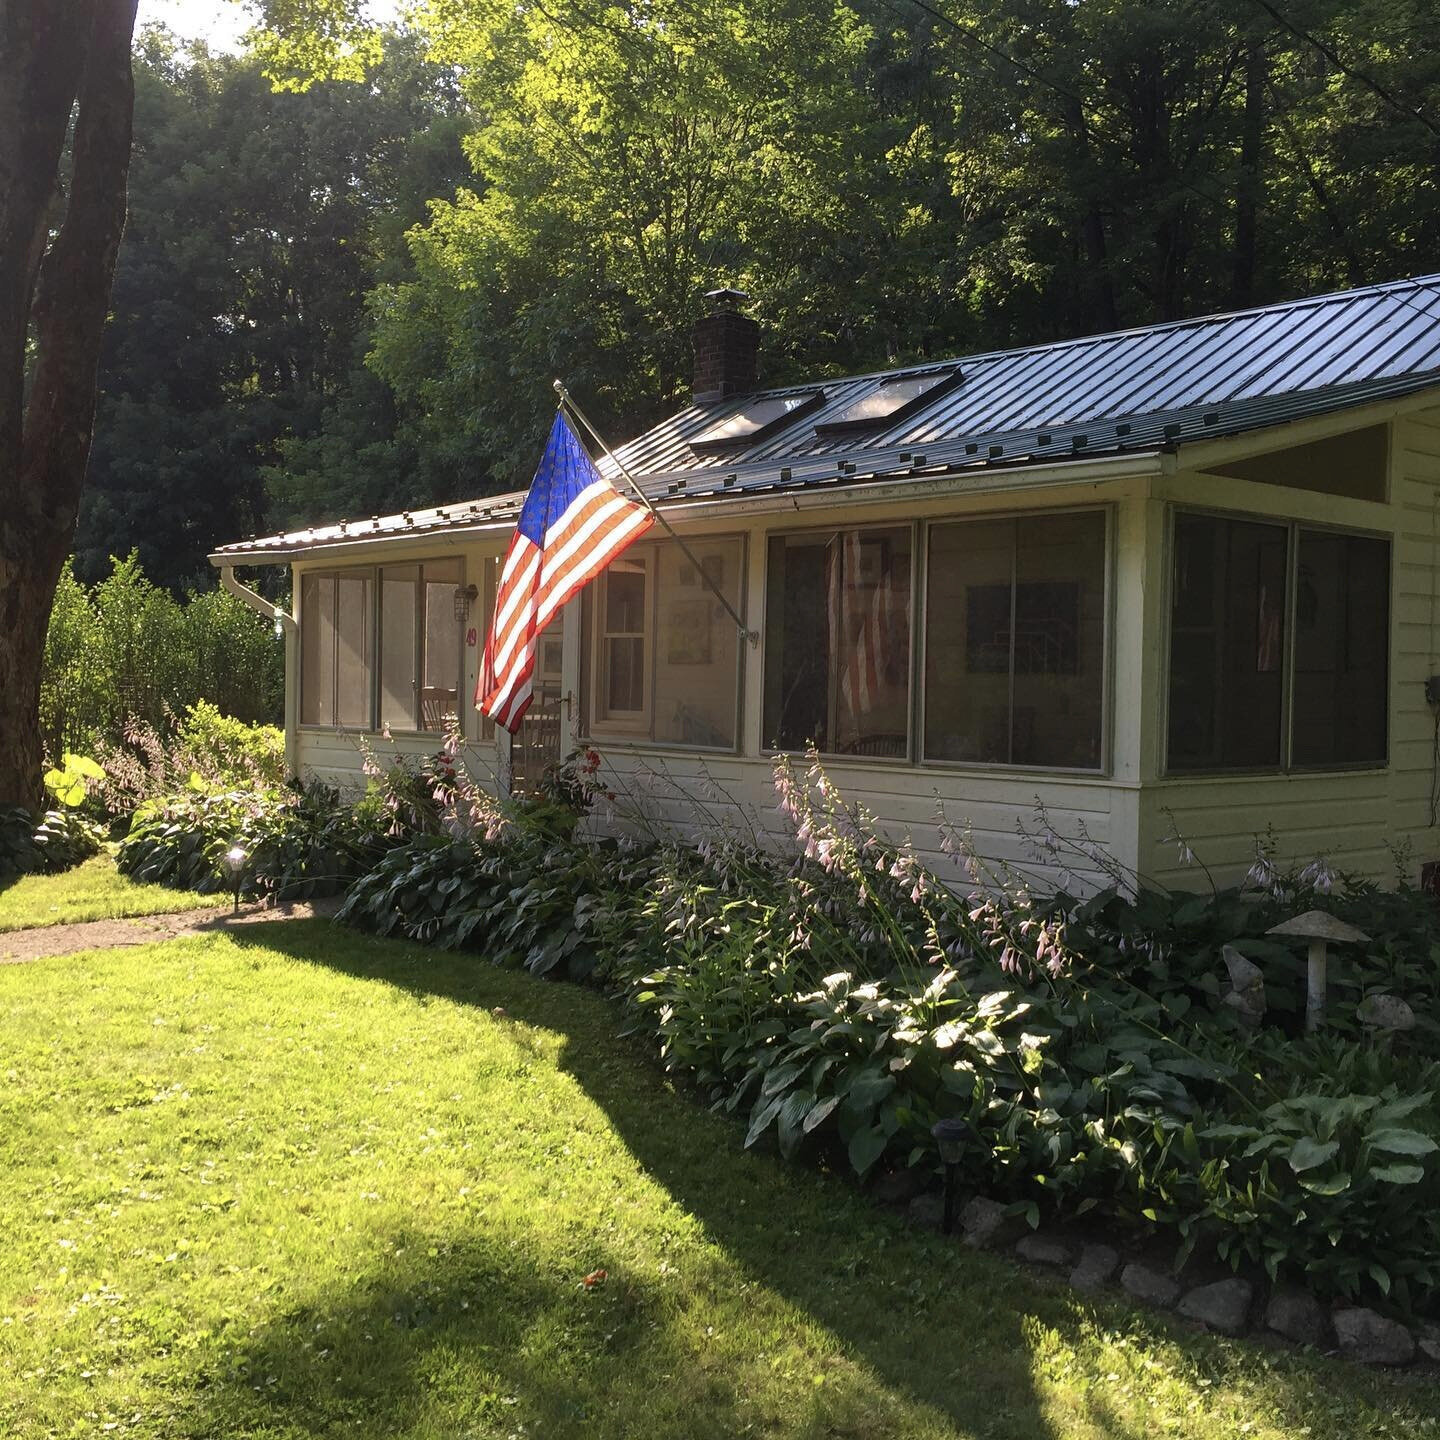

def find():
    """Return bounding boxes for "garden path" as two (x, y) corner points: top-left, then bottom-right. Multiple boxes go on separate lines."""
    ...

(0, 896), (341, 963)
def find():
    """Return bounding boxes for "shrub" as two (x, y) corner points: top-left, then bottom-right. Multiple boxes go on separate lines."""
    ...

(40, 555), (284, 762)
(117, 779), (377, 901)
(177, 701), (286, 788)
(331, 746), (1440, 1318)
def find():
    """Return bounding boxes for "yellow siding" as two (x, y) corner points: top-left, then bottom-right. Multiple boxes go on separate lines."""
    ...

(1140, 406), (1440, 888)
(278, 404), (1440, 896)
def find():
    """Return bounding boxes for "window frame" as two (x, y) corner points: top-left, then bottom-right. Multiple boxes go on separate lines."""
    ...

(760, 520), (919, 764)
(916, 505), (1115, 777)
(590, 548), (654, 736)
(582, 533), (749, 753)
(297, 555), (469, 739)
(759, 506), (1114, 777)
(1160, 505), (1393, 777)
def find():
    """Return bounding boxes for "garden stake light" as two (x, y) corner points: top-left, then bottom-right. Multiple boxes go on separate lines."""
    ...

(1266, 910), (1371, 1033)
(224, 845), (248, 916)
(931, 1117), (973, 1235)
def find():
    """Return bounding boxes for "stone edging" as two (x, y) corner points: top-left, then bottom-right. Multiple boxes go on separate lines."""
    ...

(897, 1188), (1436, 1368)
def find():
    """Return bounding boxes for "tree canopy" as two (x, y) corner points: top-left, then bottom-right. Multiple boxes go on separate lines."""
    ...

(87, 0), (1440, 584)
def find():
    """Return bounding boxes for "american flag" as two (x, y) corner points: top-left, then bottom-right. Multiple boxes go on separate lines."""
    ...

(829, 531), (907, 745)
(478, 412), (654, 732)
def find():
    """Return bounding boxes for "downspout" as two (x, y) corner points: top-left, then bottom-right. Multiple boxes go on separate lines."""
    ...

(220, 565), (300, 778)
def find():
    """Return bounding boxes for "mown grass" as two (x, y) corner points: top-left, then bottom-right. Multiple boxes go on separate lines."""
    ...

(1, 923), (1435, 1440)
(0, 855), (224, 933)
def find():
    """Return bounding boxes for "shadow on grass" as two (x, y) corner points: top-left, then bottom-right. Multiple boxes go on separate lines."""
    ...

(204, 921), (1416, 1440)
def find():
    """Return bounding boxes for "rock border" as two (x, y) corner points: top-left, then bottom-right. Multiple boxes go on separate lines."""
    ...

(900, 1189), (1431, 1369)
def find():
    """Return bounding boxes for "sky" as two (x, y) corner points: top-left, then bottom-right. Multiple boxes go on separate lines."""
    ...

(136, 0), (401, 53)
(136, 0), (255, 50)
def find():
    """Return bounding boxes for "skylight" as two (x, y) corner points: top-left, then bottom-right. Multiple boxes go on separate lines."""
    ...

(815, 368), (962, 434)
(689, 390), (825, 450)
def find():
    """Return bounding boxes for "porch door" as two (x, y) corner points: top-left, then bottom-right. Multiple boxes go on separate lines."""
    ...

(511, 618), (564, 796)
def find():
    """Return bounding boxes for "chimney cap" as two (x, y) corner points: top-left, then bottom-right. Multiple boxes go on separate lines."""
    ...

(704, 286), (751, 311)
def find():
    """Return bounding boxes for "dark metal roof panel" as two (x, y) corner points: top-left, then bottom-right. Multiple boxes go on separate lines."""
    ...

(215, 275), (1440, 561)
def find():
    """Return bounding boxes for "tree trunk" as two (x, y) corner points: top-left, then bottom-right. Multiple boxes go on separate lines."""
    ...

(1231, 40), (1265, 307)
(0, 0), (138, 810)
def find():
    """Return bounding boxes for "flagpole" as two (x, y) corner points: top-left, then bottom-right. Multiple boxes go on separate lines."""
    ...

(553, 379), (759, 647)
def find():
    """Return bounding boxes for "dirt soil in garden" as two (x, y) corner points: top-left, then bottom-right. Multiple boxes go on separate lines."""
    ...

(0, 896), (342, 963)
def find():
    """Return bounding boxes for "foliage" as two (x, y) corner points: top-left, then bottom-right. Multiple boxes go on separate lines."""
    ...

(0, 751), (107, 879)
(331, 747), (1440, 1317)
(116, 778), (381, 901)
(0, 808), (43, 882)
(4, 928), (1428, 1438)
(79, 27), (472, 590)
(29, 808), (107, 873)
(362, 0), (1440, 488)
(42, 753), (106, 809)
(41, 556), (284, 763)
(176, 700), (286, 788)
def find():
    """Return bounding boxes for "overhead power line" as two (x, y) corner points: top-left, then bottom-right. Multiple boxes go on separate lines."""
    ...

(1241, 0), (1440, 140)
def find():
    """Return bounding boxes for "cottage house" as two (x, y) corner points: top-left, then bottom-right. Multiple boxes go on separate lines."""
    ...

(212, 274), (1440, 889)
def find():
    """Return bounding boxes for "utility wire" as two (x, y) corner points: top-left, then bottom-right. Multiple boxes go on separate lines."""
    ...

(1241, 0), (1440, 139)
(895, 0), (1440, 330)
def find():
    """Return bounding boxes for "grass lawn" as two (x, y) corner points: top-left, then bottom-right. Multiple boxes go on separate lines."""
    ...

(0, 855), (225, 933)
(1, 925), (1435, 1439)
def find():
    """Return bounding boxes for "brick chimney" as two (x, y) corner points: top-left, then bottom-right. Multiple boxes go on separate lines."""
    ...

(692, 287), (758, 404)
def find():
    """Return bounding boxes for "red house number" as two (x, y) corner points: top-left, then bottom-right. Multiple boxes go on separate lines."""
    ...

(466, 627), (477, 647)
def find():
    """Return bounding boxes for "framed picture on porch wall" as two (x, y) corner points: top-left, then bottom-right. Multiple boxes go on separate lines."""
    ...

(666, 598), (714, 665)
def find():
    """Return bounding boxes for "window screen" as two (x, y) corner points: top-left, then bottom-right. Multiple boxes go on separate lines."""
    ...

(1167, 513), (1287, 771)
(299, 559), (462, 733)
(763, 527), (912, 757)
(1166, 513), (1389, 772)
(300, 571), (373, 727)
(925, 512), (1106, 769)
(588, 538), (744, 748)
(1291, 530), (1388, 767)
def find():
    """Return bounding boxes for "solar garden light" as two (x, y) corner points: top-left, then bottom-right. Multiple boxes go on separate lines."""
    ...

(931, 1117), (975, 1235)
(224, 844), (248, 917)
(1265, 910), (1371, 1034)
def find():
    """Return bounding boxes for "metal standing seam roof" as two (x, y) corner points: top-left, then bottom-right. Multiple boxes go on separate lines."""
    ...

(213, 272), (1440, 561)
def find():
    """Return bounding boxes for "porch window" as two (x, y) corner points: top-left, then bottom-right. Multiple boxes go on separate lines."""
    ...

(924, 512), (1107, 769)
(300, 572), (373, 727)
(378, 558), (464, 733)
(763, 527), (912, 757)
(1166, 512), (1389, 772)
(299, 558), (465, 733)
(587, 537), (744, 749)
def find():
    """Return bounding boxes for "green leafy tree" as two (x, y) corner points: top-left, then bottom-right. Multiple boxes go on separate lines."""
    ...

(78, 26), (470, 589)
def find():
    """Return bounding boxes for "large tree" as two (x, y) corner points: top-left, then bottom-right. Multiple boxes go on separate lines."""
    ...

(77, 28), (469, 592)
(0, 0), (141, 811)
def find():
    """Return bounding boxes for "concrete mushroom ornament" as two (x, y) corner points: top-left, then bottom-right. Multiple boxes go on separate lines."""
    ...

(1265, 910), (1372, 1033)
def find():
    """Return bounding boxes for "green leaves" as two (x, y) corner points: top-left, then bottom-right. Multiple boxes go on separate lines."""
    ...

(1368, 1129), (1438, 1157)
(1287, 1137), (1340, 1173)
(43, 752), (105, 808)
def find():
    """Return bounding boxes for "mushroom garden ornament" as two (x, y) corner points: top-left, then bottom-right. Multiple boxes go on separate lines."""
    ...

(1265, 910), (1371, 1033)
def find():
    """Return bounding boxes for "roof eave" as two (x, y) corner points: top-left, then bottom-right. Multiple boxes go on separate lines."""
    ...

(210, 449), (1167, 565)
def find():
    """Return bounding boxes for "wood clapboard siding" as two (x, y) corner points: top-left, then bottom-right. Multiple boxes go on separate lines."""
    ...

(1141, 406), (1440, 887)
(581, 747), (1123, 890)
(283, 408), (1440, 895)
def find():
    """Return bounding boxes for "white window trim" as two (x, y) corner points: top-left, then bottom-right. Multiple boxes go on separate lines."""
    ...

(1160, 504), (1393, 778)
(591, 550), (653, 735)
(297, 556), (468, 740)
(584, 535), (748, 752)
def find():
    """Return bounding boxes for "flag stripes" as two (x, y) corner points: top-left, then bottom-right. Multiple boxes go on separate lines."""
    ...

(478, 413), (654, 732)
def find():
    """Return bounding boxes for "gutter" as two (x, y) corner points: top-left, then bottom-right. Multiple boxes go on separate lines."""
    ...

(219, 565), (300, 778)
(208, 450), (1168, 564)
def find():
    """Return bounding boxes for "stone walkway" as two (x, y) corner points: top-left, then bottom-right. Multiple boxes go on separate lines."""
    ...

(0, 896), (341, 964)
